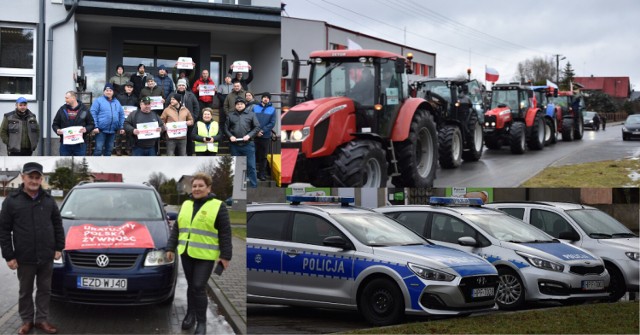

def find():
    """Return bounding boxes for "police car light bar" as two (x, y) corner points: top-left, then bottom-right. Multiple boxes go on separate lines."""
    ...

(286, 195), (355, 206)
(429, 197), (484, 206)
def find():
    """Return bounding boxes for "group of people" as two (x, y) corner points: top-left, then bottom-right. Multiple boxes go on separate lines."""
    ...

(1, 63), (277, 187)
(0, 162), (232, 335)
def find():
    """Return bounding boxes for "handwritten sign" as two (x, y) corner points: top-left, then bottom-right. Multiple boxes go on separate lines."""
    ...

(150, 96), (163, 110)
(123, 105), (137, 118)
(198, 84), (216, 96)
(136, 121), (161, 139)
(62, 126), (84, 145)
(65, 222), (155, 250)
(176, 57), (194, 70)
(166, 121), (187, 138)
(231, 60), (250, 73)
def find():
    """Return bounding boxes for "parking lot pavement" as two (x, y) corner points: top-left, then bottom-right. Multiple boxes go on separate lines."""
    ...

(207, 236), (246, 335)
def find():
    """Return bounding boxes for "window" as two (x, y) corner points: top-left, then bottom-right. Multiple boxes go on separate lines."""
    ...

(292, 213), (342, 246)
(0, 24), (36, 100)
(530, 209), (573, 238)
(210, 56), (223, 87)
(430, 213), (476, 244)
(499, 207), (525, 220)
(393, 212), (428, 235)
(82, 51), (107, 103)
(247, 211), (288, 240)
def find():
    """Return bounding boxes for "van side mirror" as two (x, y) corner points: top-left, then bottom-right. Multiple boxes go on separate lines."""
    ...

(281, 59), (289, 77)
(558, 231), (580, 241)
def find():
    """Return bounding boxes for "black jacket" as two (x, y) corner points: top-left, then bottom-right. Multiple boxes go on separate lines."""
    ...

(116, 92), (139, 107)
(166, 193), (232, 261)
(0, 185), (65, 265)
(52, 103), (95, 143)
(224, 108), (261, 142)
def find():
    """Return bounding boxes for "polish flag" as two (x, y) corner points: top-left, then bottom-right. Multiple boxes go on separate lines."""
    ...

(485, 66), (499, 82)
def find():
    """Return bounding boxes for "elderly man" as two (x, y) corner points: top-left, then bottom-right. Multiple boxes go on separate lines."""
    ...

(0, 162), (65, 335)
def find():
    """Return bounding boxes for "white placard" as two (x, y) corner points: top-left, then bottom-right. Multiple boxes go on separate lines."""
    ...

(150, 96), (163, 110)
(136, 121), (160, 139)
(198, 84), (216, 96)
(176, 57), (194, 70)
(62, 126), (84, 145)
(231, 60), (250, 73)
(166, 121), (187, 138)
(386, 87), (399, 105)
(123, 105), (137, 118)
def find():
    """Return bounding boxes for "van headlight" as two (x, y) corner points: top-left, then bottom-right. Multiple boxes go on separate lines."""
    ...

(408, 263), (455, 281)
(516, 251), (564, 272)
(145, 250), (175, 266)
(53, 251), (64, 264)
(625, 252), (639, 261)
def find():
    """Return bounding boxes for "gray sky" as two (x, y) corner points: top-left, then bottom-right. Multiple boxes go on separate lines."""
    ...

(0, 157), (235, 184)
(284, 0), (640, 90)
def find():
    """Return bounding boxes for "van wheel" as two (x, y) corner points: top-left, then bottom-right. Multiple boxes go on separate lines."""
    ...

(606, 264), (627, 302)
(358, 278), (404, 326)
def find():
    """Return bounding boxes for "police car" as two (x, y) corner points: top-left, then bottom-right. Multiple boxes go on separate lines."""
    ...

(247, 196), (499, 326)
(375, 197), (611, 310)
(485, 201), (639, 302)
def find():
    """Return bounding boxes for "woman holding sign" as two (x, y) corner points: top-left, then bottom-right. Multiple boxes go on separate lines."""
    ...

(161, 95), (194, 156)
(166, 173), (232, 335)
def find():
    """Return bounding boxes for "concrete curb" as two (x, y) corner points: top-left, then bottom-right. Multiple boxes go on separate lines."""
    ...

(207, 277), (247, 335)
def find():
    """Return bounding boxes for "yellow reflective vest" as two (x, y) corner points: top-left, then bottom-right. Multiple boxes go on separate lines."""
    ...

(177, 198), (222, 260)
(194, 121), (219, 153)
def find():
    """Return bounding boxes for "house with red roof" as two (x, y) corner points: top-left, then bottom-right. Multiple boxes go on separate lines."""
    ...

(574, 76), (630, 100)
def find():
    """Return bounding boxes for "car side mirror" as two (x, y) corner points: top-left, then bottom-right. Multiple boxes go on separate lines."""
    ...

(458, 236), (479, 247)
(558, 231), (580, 241)
(323, 236), (351, 249)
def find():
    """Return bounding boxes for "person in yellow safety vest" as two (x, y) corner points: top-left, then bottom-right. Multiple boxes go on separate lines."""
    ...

(191, 108), (221, 156)
(166, 173), (232, 335)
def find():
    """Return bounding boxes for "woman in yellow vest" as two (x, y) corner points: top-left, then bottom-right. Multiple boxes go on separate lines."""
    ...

(166, 173), (232, 335)
(192, 108), (221, 156)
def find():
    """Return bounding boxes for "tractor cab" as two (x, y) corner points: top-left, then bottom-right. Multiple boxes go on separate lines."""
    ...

(416, 78), (484, 122)
(304, 50), (409, 138)
(487, 84), (532, 119)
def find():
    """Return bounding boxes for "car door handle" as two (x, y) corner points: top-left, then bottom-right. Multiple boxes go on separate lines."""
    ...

(285, 249), (300, 257)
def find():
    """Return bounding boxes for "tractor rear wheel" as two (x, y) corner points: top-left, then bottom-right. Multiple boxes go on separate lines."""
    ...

(462, 112), (484, 162)
(392, 109), (437, 188)
(562, 118), (575, 141)
(510, 122), (526, 154)
(334, 140), (388, 187)
(544, 118), (556, 145)
(438, 125), (463, 169)
(527, 114), (545, 150)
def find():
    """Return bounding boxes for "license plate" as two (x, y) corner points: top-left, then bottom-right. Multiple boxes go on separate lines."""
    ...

(581, 280), (604, 291)
(633, 131), (640, 135)
(77, 277), (127, 291)
(471, 287), (494, 298)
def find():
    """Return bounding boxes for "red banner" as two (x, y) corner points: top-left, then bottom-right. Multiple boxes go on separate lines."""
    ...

(65, 222), (155, 250)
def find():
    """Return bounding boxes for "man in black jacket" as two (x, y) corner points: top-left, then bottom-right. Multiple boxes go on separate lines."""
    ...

(52, 91), (95, 156)
(0, 162), (64, 335)
(225, 97), (260, 187)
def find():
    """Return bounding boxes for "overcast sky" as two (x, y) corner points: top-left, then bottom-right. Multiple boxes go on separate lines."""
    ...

(0, 157), (236, 184)
(284, 0), (640, 90)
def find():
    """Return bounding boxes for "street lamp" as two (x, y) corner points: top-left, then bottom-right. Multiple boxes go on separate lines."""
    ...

(555, 54), (566, 84)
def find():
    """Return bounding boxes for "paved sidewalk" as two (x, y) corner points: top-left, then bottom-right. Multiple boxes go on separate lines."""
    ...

(207, 236), (246, 334)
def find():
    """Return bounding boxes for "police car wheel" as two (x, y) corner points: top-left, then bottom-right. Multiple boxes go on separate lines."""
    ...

(496, 268), (525, 310)
(359, 278), (404, 326)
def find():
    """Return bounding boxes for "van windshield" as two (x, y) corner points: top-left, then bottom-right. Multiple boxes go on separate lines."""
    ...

(567, 209), (637, 238)
(61, 188), (164, 221)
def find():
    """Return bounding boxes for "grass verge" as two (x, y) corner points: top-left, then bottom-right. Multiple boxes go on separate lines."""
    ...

(348, 302), (639, 334)
(522, 159), (640, 187)
(231, 226), (246, 240)
(229, 210), (247, 225)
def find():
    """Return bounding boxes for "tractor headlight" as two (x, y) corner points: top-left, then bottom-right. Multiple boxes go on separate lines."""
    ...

(408, 263), (456, 281)
(291, 130), (303, 141)
(281, 130), (288, 141)
(288, 127), (310, 142)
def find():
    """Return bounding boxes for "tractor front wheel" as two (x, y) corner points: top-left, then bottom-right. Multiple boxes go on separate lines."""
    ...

(392, 109), (437, 188)
(438, 125), (463, 169)
(527, 114), (545, 150)
(462, 112), (484, 162)
(334, 140), (388, 187)
(562, 118), (575, 141)
(510, 122), (526, 154)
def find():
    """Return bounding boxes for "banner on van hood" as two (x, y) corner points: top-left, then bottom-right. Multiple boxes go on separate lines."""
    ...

(65, 222), (155, 250)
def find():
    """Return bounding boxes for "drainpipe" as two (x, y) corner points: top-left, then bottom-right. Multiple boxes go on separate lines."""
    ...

(45, 0), (78, 155)
(36, 0), (45, 155)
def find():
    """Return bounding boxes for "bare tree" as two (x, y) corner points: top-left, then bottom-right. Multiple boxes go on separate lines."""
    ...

(515, 56), (556, 85)
(148, 171), (168, 191)
(195, 157), (234, 201)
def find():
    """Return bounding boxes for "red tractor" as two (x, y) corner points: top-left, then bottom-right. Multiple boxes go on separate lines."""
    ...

(280, 50), (438, 187)
(483, 84), (546, 154)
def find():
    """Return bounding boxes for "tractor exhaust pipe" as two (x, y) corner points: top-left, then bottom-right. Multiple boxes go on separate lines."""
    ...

(288, 49), (300, 110)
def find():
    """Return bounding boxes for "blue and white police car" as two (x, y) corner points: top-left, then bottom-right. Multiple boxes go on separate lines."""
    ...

(375, 197), (611, 310)
(247, 196), (499, 326)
